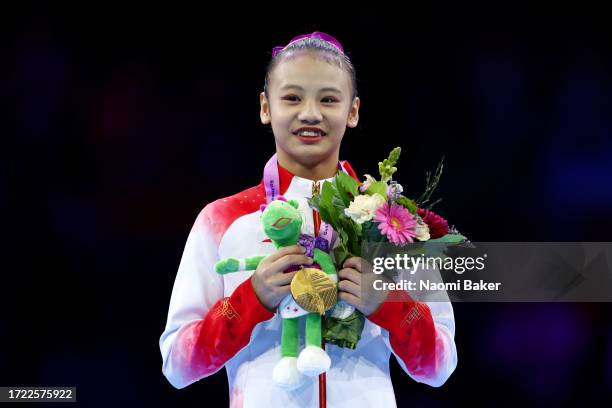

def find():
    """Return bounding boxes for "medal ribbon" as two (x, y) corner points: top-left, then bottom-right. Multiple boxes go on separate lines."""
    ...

(263, 153), (348, 247)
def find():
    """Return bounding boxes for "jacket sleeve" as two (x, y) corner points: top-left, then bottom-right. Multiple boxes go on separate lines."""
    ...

(366, 266), (458, 387)
(159, 205), (275, 389)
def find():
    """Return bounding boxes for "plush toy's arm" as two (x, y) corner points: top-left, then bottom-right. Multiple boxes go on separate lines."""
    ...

(313, 248), (335, 275)
(215, 255), (266, 274)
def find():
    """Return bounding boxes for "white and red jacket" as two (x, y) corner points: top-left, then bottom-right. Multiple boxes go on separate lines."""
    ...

(159, 161), (458, 407)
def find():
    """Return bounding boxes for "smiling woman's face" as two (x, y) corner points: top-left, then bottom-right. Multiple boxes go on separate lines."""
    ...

(260, 52), (360, 169)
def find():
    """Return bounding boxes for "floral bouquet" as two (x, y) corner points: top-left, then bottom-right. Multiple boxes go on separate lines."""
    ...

(310, 147), (467, 263)
(309, 147), (468, 348)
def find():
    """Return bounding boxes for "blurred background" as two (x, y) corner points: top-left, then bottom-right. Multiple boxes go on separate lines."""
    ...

(2, 5), (612, 407)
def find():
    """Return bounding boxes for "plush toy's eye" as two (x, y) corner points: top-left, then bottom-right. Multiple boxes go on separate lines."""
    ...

(272, 217), (292, 229)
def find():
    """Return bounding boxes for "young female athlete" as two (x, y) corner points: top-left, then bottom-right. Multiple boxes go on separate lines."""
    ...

(160, 31), (457, 408)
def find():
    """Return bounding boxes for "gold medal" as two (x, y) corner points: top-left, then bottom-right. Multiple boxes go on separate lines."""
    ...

(291, 267), (337, 315)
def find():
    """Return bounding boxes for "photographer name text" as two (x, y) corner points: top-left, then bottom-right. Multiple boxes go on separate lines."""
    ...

(373, 279), (501, 291)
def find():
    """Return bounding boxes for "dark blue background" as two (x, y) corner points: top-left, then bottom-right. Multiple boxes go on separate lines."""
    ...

(3, 6), (612, 407)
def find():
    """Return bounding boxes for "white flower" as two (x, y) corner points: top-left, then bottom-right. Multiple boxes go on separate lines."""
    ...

(344, 193), (386, 224)
(415, 215), (431, 241)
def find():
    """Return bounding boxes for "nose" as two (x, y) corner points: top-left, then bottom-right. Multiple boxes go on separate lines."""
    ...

(298, 99), (322, 124)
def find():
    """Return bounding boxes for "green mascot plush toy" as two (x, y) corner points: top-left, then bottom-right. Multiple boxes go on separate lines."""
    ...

(215, 196), (360, 390)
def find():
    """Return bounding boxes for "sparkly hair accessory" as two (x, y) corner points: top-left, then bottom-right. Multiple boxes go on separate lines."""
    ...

(271, 31), (344, 58)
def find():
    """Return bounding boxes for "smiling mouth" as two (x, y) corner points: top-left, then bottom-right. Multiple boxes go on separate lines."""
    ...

(293, 128), (327, 137)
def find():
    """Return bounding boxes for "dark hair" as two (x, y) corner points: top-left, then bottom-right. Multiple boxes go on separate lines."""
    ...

(263, 37), (358, 102)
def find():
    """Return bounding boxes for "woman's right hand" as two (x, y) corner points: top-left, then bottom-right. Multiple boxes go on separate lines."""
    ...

(251, 245), (313, 312)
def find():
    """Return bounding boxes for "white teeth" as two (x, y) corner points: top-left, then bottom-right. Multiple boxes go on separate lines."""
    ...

(298, 130), (322, 137)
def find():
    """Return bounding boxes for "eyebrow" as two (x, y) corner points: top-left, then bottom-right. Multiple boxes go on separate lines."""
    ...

(280, 84), (342, 94)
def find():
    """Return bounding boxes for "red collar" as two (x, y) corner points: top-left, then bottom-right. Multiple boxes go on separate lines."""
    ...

(269, 160), (360, 196)
(277, 162), (296, 196)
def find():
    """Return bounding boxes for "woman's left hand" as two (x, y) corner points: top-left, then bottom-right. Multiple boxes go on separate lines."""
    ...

(338, 256), (390, 316)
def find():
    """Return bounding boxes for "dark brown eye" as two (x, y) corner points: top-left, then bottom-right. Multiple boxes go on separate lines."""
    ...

(322, 97), (338, 103)
(282, 95), (299, 102)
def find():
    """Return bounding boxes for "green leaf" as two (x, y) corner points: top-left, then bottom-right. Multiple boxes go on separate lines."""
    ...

(362, 221), (384, 242)
(337, 218), (354, 241)
(331, 194), (348, 212)
(333, 247), (350, 266)
(322, 184), (342, 213)
(417, 234), (467, 259)
(336, 171), (359, 197)
(345, 221), (362, 253)
(318, 204), (333, 225)
(322, 310), (366, 349)
(325, 204), (342, 227)
(350, 238), (361, 256)
(338, 228), (349, 245)
(320, 180), (335, 204)
(307, 196), (321, 212)
(332, 177), (351, 207)
(365, 181), (388, 199)
(318, 182), (337, 220)
(427, 233), (466, 244)
(316, 191), (339, 226)
(396, 196), (417, 214)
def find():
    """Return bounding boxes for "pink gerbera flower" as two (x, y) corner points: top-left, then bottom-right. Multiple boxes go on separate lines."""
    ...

(374, 203), (417, 246)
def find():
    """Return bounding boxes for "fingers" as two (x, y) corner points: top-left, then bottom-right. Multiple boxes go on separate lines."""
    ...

(338, 279), (361, 298)
(275, 283), (293, 298)
(270, 254), (313, 274)
(343, 256), (373, 274)
(339, 291), (361, 308)
(271, 270), (297, 286)
(343, 257), (362, 271)
(266, 245), (306, 263)
(338, 268), (361, 285)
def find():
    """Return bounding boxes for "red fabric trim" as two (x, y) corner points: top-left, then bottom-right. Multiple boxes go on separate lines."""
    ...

(272, 159), (361, 194)
(200, 184), (267, 247)
(205, 158), (358, 247)
(367, 292), (438, 380)
(340, 160), (360, 182)
(277, 162), (296, 195)
(176, 278), (274, 379)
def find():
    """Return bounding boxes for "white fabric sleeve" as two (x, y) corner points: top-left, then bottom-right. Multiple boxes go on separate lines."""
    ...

(380, 263), (458, 387)
(159, 206), (224, 388)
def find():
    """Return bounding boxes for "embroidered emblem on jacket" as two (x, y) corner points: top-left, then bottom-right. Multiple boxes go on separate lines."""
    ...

(212, 298), (241, 321)
(400, 303), (426, 328)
